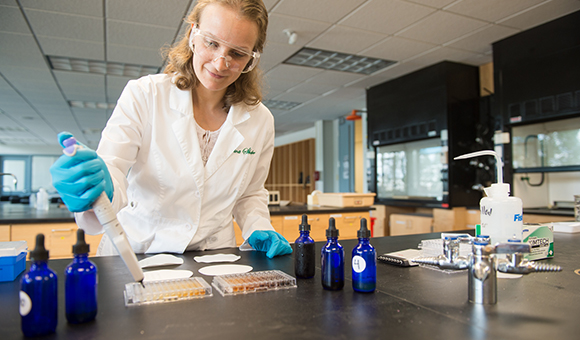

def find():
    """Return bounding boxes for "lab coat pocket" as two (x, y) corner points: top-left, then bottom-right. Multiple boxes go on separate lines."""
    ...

(117, 204), (195, 254)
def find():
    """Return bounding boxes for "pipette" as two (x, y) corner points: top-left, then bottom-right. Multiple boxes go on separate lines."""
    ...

(62, 136), (144, 284)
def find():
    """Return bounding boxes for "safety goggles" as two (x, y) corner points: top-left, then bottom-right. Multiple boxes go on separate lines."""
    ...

(189, 25), (260, 73)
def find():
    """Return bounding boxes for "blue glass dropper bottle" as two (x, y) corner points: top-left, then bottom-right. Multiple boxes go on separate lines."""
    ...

(65, 229), (98, 323)
(321, 217), (344, 290)
(352, 218), (376, 293)
(295, 214), (315, 278)
(20, 234), (58, 337)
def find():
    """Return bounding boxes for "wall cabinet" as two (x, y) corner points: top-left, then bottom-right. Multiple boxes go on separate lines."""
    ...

(0, 225), (9, 242)
(265, 139), (315, 204)
(10, 223), (102, 259)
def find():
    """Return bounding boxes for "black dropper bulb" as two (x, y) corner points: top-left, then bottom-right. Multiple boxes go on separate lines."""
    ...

(299, 214), (311, 232)
(357, 218), (371, 238)
(326, 217), (339, 238)
(30, 234), (49, 261)
(72, 229), (90, 255)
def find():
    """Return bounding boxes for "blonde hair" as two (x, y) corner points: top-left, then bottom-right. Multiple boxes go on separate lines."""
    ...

(164, 0), (268, 107)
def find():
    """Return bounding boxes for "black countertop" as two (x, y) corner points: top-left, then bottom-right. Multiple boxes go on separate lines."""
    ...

(0, 202), (74, 224)
(1, 231), (578, 340)
(523, 206), (575, 216)
(0, 202), (372, 225)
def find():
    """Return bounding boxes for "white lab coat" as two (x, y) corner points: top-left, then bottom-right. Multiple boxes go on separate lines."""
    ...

(75, 73), (275, 255)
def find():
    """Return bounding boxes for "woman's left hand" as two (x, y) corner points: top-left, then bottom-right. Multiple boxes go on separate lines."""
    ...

(248, 230), (292, 258)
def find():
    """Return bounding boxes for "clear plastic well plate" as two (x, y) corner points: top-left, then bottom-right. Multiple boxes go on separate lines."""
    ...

(212, 270), (297, 296)
(124, 277), (212, 306)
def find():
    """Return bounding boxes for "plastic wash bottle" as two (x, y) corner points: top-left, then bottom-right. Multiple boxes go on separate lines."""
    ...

(321, 217), (344, 290)
(20, 234), (58, 337)
(65, 229), (98, 323)
(294, 214), (315, 279)
(352, 218), (376, 293)
(455, 150), (523, 244)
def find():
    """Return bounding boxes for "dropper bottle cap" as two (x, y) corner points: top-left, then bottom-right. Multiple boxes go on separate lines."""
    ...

(326, 217), (339, 238)
(30, 234), (49, 261)
(72, 229), (90, 255)
(299, 214), (311, 232)
(357, 218), (371, 238)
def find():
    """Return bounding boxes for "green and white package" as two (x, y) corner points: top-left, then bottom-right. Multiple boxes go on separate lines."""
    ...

(522, 224), (554, 260)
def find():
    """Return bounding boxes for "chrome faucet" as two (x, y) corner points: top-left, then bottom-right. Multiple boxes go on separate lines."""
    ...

(414, 234), (471, 270)
(413, 235), (561, 304)
(0, 173), (18, 191)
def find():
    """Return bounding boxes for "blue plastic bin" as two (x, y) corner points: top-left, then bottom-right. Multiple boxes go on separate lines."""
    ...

(0, 241), (28, 282)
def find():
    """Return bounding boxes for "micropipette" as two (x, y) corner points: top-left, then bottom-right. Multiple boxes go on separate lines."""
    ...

(62, 136), (144, 284)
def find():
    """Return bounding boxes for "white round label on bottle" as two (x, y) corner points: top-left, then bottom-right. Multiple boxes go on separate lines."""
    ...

(352, 255), (366, 273)
(20, 291), (32, 316)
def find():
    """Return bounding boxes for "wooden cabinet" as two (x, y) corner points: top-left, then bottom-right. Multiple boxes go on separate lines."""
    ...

(283, 214), (326, 243)
(0, 225), (9, 242)
(234, 216), (283, 246)
(234, 211), (371, 245)
(11, 223), (102, 259)
(265, 139), (315, 204)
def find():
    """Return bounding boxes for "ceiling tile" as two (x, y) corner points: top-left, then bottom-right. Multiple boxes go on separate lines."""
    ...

(308, 25), (387, 55)
(272, 0), (366, 23)
(106, 44), (164, 66)
(267, 13), (332, 46)
(407, 0), (456, 8)
(25, 9), (103, 42)
(497, 0), (580, 30)
(406, 46), (480, 65)
(362, 36), (437, 62)
(260, 41), (304, 72)
(106, 0), (190, 28)
(38, 36), (105, 60)
(0, 5), (30, 34)
(107, 20), (175, 50)
(265, 64), (324, 91)
(397, 10), (488, 45)
(447, 24), (519, 53)
(445, 0), (545, 23)
(20, 0), (102, 16)
(53, 70), (105, 101)
(341, 0), (435, 34)
(273, 91), (319, 103)
(0, 32), (45, 67)
(287, 81), (339, 96)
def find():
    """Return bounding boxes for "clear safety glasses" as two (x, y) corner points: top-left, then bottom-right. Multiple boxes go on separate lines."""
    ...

(189, 26), (260, 73)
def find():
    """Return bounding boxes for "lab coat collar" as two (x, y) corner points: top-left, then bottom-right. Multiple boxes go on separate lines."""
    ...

(168, 78), (252, 127)
(169, 82), (254, 187)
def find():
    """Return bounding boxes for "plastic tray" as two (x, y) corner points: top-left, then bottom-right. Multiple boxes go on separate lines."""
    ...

(124, 277), (212, 306)
(212, 270), (297, 296)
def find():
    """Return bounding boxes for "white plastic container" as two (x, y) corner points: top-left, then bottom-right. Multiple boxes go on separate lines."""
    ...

(36, 188), (49, 211)
(455, 150), (522, 244)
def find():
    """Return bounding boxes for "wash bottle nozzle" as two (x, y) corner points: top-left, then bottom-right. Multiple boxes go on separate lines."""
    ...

(454, 150), (503, 184)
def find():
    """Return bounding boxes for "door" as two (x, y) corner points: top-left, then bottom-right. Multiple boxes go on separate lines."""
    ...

(338, 118), (354, 192)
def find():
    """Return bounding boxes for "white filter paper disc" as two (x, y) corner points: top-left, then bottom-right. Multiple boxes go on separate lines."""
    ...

(143, 269), (193, 282)
(193, 254), (241, 263)
(198, 264), (253, 276)
(139, 254), (184, 268)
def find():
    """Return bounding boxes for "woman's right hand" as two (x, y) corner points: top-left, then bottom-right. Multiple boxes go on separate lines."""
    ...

(50, 132), (113, 212)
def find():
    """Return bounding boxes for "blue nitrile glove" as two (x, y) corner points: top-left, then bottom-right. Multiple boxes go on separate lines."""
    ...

(248, 230), (293, 258)
(50, 131), (114, 212)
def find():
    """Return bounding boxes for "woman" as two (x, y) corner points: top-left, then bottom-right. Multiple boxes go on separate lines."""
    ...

(50, 0), (291, 258)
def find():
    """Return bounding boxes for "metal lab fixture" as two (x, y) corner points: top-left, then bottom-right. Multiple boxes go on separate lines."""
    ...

(0, 173), (18, 191)
(414, 235), (561, 304)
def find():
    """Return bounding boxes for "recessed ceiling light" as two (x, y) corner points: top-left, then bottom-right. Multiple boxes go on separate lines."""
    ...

(69, 101), (116, 110)
(283, 48), (396, 75)
(263, 99), (301, 110)
(48, 56), (159, 77)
